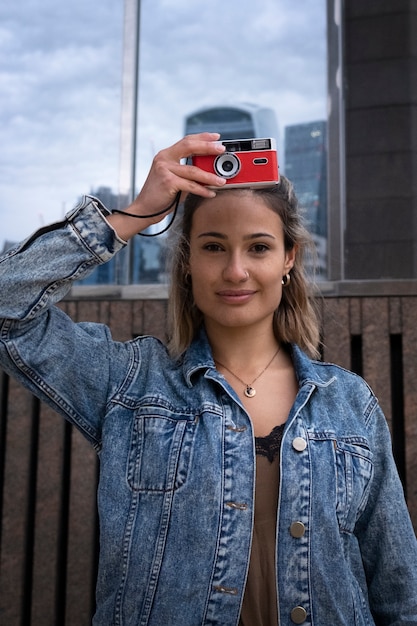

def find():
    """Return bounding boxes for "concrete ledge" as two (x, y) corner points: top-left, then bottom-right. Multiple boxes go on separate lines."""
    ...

(318, 279), (417, 297)
(67, 283), (169, 300)
(67, 280), (417, 301)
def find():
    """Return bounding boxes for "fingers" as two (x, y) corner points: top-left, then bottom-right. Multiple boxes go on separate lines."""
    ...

(132, 133), (227, 221)
(166, 160), (226, 195)
(149, 133), (227, 199)
(165, 132), (225, 162)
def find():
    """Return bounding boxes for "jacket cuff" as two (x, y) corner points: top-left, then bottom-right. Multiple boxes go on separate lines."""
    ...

(66, 195), (126, 262)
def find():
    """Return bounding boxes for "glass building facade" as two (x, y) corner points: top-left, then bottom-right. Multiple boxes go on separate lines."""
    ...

(185, 104), (279, 142)
(284, 121), (327, 278)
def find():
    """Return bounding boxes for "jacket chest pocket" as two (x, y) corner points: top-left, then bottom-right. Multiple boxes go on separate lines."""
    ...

(335, 438), (374, 532)
(127, 410), (197, 493)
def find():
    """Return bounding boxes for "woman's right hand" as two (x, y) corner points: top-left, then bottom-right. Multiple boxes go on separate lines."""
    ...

(107, 133), (227, 241)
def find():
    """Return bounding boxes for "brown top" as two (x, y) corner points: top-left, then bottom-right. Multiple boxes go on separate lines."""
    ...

(239, 424), (285, 626)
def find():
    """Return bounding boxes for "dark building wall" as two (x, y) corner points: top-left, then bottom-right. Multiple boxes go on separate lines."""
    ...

(344, 0), (417, 278)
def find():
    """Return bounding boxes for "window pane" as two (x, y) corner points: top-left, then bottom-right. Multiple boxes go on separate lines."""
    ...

(134, 0), (328, 283)
(1, 1), (328, 283)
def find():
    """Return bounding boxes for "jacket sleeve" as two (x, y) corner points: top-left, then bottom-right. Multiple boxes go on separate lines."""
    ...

(0, 196), (127, 448)
(356, 400), (417, 624)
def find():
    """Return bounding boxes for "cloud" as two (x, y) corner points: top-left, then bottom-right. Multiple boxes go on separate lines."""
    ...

(0, 0), (327, 244)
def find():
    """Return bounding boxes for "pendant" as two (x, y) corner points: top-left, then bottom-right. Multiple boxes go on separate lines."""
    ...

(244, 386), (256, 398)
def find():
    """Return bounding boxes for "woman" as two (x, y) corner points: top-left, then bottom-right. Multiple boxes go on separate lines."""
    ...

(0, 133), (416, 625)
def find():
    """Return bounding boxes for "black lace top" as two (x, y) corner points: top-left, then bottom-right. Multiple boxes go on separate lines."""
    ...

(255, 423), (285, 462)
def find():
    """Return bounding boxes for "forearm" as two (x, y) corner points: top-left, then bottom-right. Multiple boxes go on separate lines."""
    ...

(0, 196), (125, 322)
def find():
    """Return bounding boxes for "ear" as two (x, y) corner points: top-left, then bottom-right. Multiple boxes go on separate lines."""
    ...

(284, 245), (297, 274)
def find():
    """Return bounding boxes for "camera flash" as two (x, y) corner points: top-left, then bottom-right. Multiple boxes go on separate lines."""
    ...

(251, 139), (270, 150)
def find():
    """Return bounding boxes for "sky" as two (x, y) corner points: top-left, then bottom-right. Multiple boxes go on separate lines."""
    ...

(0, 0), (326, 246)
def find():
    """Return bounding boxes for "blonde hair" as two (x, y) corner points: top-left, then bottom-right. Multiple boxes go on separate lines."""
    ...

(167, 176), (321, 358)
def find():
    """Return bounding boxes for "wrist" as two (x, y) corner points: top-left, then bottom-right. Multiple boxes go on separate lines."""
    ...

(107, 191), (181, 240)
(106, 210), (153, 241)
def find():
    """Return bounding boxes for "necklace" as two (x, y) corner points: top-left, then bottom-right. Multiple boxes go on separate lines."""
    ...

(215, 345), (281, 398)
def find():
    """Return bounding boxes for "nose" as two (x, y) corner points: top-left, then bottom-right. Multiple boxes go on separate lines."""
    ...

(222, 253), (249, 283)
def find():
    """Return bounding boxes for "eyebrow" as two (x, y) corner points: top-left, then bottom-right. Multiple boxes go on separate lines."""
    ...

(197, 231), (276, 240)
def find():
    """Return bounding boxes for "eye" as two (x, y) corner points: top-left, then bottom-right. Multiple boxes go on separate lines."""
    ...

(203, 243), (224, 252)
(250, 243), (270, 254)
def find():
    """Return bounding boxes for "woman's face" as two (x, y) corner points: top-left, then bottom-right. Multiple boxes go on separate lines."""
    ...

(188, 190), (296, 337)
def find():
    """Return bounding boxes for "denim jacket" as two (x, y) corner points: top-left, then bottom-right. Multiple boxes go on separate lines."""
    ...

(1, 196), (417, 626)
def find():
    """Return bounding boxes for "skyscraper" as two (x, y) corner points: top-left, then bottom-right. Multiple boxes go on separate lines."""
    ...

(284, 121), (327, 278)
(185, 103), (278, 142)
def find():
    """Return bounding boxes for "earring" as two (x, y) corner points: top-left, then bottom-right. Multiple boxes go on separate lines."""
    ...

(282, 273), (291, 286)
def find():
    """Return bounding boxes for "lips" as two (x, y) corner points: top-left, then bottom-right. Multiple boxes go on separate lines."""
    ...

(216, 289), (256, 303)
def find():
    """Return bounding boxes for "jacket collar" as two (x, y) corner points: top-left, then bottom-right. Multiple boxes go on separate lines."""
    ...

(290, 344), (336, 388)
(182, 327), (334, 390)
(181, 327), (215, 388)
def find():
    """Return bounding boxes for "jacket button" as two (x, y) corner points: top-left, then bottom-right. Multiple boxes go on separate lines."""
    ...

(290, 521), (306, 538)
(292, 437), (307, 452)
(291, 606), (307, 623)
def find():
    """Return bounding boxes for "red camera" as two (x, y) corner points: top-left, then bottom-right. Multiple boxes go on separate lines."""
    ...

(192, 138), (279, 189)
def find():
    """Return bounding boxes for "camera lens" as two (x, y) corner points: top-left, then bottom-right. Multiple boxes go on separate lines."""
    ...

(214, 153), (241, 179)
(222, 160), (234, 172)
